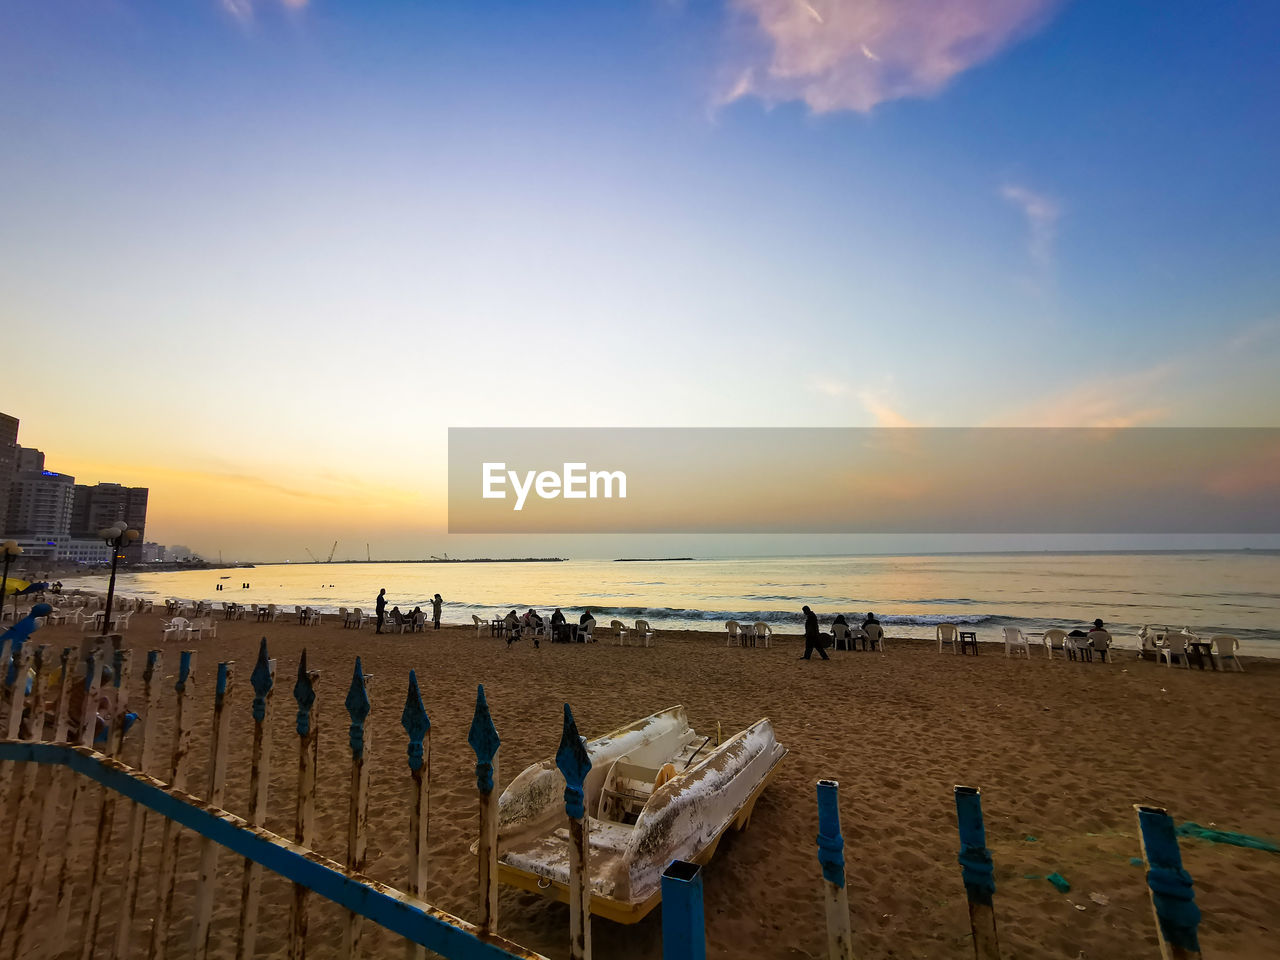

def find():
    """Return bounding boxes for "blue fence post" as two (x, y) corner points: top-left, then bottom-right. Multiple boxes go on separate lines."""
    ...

(556, 704), (593, 960)
(401, 670), (431, 960)
(1135, 805), (1202, 960)
(344, 657), (372, 958)
(954, 785), (1000, 960)
(468, 684), (501, 936)
(661, 860), (706, 960)
(816, 779), (855, 959)
(289, 649), (320, 960)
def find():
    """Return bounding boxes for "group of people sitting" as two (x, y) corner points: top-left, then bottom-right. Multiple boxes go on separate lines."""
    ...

(502, 608), (599, 646)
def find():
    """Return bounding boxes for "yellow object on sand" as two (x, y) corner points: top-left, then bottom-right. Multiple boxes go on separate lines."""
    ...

(3, 578), (31, 596)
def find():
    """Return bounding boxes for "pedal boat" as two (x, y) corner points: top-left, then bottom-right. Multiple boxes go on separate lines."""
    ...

(490, 705), (786, 923)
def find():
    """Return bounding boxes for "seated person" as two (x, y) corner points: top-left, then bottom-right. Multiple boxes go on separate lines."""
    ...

(1068, 617), (1105, 639)
(550, 608), (567, 641)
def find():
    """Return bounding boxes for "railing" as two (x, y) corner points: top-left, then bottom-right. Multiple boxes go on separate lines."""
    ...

(1, 623), (1211, 960)
(0, 632), (690, 960)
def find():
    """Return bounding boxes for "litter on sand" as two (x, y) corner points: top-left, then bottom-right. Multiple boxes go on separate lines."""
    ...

(1177, 822), (1280, 853)
(1046, 873), (1070, 893)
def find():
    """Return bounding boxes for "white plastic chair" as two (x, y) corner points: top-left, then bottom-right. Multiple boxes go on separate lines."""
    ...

(725, 620), (741, 647)
(1087, 630), (1113, 663)
(937, 623), (959, 654)
(351, 607), (367, 630)
(580, 619), (595, 642)
(864, 623), (886, 652)
(1042, 628), (1068, 660)
(1002, 626), (1030, 658)
(752, 622), (773, 648)
(471, 614), (486, 637)
(1158, 633), (1191, 668)
(831, 622), (851, 651)
(634, 620), (655, 647)
(267, 604), (282, 622)
(162, 617), (190, 642)
(1210, 635), (1244, 672)
(611, 619), (630, 645)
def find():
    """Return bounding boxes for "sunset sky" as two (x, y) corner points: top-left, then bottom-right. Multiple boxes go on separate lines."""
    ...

(2, 1), (1278, 559)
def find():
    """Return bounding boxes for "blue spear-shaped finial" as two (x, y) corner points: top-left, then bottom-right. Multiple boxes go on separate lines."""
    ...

(401, 669), (430, 772)
(555, 703), (592, 821)
(293, 649), (316, 736)
(467, 684), (500, 794)
(250, 637), (273, 723)
(345, 657), (370, 760)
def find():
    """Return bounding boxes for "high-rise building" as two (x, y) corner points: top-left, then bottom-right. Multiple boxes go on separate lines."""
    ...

(15, 446), (45, 473)
(6, 469), (76, 537)
(71, 482), (149, 563)
(0, 413), (17, 530)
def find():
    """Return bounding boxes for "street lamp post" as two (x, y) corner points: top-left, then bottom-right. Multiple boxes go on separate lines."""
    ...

(1, 540), (22, 624)
(99, 522), (139, 636)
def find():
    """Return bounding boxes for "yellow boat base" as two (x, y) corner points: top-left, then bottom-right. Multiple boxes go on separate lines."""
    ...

(497, 749), (785, 924)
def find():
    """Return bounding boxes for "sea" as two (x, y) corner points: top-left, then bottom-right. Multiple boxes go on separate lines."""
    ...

(65, 551), (1280, 655)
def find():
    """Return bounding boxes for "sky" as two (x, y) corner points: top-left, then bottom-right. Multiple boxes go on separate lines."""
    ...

(2, 0), (1278, 560)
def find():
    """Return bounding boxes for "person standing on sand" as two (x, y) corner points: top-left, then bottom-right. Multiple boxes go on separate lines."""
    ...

(375, 588), (387, 634)
(800, 605), (829, 660)
(431, 593), (442, 630)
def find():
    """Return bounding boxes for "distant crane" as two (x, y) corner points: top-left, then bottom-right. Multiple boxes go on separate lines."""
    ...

(367, 543), (371, 562)
(327, 541), (338, 563)
(305, 548), (320, 563)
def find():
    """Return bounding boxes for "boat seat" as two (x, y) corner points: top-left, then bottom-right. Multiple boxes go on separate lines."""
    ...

(598, 759), (676, 824)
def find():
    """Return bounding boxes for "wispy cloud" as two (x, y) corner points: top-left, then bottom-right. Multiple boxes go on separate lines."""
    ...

(810, 376), (851, 398)
(858, 385), (916, 427)
(1001, 183), (1061, 266)
(992, 363), (1176, 428)
(220, 0), (307, 24)
(720, 0), (1063, 113)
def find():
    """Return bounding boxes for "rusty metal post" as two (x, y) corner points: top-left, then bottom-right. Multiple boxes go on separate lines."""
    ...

(0, 642), (44, 938)
(193, 660), (236, 959)
(53, 649), (106, 954)
(816, 779), (855, 960)
(236, 639), (277, 960)
(14, 646), (76, 956)
(149, 650), (198, 960)
(954, 785), (1000, 960)
(80, 647), (134, 958)
(1135, 805), (1202, 960)
(400, 669), (430, 960)
(556, 703), (593, 960)
(343, 657), (372, 960)
(468, 684), (501, 937)
(288, 651), (320, 960)
(113, 650), (164, 960)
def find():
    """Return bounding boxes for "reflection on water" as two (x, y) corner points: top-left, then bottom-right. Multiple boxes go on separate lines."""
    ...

(68, 552), (1279, 652)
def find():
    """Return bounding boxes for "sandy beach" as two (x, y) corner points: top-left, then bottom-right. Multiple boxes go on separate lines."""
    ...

(6, 610), (1279, 960)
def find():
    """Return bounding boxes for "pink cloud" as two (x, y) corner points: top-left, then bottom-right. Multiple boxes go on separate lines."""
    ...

(723, 0), (1063, 113)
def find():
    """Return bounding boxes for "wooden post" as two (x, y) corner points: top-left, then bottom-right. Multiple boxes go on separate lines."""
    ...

(400, 669), (430, 960)
(13, 646), (76, 957)
(52, 649), (106, 955)
(954, 785), (1000, 960)
(288, 650), (320, 960)
(467, 683), (501, 937)
(236, 639), (277, 960)
(0, 642), (43, 938)
(660, 860), (707, 960)
(193, 660), (236, 959)
(149, 650), (198, 960)
(80, 647), (134, 958)
(113, 650), (164, 960)
(556, 703), (593, 960)
(343, 657), (372, 960)
(1135, 805), (1202, 960)
(815, 779), (855, 960)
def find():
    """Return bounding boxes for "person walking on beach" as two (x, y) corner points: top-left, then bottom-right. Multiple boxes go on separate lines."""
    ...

(375, 588), (387, 634)
(431, 593), (442, 630)
(800, 605), (829, 660)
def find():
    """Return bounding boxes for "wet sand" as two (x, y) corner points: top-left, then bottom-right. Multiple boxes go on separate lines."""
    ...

(7, 611), (1279, 959)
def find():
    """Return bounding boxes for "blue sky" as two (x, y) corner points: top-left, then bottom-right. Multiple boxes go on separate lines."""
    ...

(2, 0), (1278, 557)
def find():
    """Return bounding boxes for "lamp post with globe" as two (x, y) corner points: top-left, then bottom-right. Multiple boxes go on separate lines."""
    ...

(1, 539), (22, 623)
(99, 522), (139, 636)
